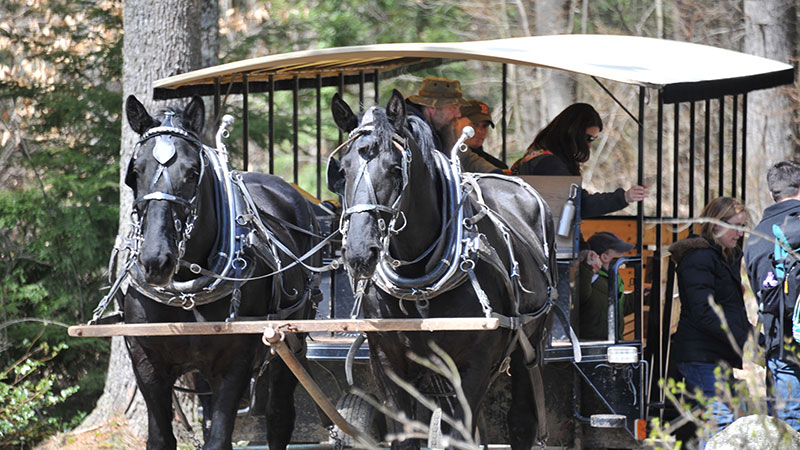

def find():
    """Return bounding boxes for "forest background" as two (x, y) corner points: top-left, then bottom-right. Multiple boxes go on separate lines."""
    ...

(0, 0), (797, 447)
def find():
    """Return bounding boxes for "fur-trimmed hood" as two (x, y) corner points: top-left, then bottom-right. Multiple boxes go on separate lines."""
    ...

(668, 235), (714, 265)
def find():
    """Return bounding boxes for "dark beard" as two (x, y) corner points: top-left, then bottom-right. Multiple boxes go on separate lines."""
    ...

(438, 121), (458, 153)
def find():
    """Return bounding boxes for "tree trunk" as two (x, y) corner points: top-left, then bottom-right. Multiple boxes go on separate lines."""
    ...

(79, 0), (217, 438)
(534, 0), (576, 125)
(744, 0), (797, 212)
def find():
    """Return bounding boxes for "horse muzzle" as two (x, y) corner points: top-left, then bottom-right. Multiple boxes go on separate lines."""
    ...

(138, 245), (177, 287)
(341, 242), (381, 280)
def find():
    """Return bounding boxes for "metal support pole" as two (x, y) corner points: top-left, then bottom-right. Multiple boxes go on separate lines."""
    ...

(654, 92), (664, 375)
(269, 74), (275, 175)
(243, 74), (249, 171)
(214, 78), (221, 130)
(293, 75), (299, 184)
(359, 70), (365, 114)
(262, 328), (378, 448)
(704, 99), (710, 205)
(502, 64), (508, 164)
(373, 69), (380, 105)
(742, 94), (748, 203)
(672, 103), (679, 244)
(338, 73), (345, 144)
(732, 95), (739, 198)
(636, 86), (645, 248)
(718, 97), (725, 196)
(689, 102), (696, 221)
(636, 87), (645, 345)
(656, 93), (664, 296)
(316, 74), (322, 199)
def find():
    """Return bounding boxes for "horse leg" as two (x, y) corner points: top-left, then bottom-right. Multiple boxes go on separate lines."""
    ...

(126, 337), (178, 450)
(264, 357), (300, 450)
(202, 347), (254, 450)
(507, 347), (537, 449)
(193, 372), (213, 443)
(442, 361), (493, 442)
(368, 343), (419, 450)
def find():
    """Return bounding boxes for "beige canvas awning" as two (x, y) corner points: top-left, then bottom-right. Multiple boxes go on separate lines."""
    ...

(153, 34), (794, 103)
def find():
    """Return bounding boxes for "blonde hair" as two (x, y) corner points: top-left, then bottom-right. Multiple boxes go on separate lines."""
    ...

(699, 196), (747, 258)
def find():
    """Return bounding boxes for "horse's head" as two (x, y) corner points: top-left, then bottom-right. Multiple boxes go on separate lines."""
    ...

(124, 95), (206, 286)
(329, 90), (413, 280)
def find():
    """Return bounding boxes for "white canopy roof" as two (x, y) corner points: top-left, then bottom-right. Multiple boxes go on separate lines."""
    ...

(153, 34), (794, 103)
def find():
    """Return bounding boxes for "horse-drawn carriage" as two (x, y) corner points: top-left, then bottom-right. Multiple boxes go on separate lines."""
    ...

(70, 35), (794, 449)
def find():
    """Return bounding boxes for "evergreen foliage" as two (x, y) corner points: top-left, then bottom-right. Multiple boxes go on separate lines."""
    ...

(0, 341), (80, 447)
(0, 0), (121, 444)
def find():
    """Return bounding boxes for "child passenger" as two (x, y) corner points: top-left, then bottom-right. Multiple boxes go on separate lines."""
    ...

(579, 232), (635, 340)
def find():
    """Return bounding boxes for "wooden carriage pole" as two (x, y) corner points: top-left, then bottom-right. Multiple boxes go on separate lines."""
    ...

(261, 327), (379, 448)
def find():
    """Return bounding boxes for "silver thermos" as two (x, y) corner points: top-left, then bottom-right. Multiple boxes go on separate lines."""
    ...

(557, 184), (579, 237)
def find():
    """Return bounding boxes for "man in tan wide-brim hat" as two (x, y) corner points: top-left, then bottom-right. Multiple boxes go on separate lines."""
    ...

(406, 77), (470, 151)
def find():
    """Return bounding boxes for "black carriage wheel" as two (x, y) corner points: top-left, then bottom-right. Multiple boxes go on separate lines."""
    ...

(332, 392), (386, 446)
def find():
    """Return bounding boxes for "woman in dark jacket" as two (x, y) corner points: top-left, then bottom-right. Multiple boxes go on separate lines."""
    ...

(510, 103), (649, 218)
(669, 196), (751, 435)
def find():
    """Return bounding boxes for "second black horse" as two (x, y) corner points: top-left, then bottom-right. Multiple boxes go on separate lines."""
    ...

(329, 90), (558, 449)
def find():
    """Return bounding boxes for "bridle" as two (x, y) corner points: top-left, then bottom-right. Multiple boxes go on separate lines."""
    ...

(128, 113), (207, 273)
(328, 118), (413, 259)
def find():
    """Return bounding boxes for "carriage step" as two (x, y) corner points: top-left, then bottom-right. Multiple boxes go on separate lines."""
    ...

(590, 414), (626, 428)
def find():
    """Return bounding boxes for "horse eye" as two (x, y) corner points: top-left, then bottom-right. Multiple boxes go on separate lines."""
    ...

(185, 169), (200, 182)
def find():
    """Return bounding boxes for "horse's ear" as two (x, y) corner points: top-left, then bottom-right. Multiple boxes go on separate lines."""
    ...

(331, 93), (358, 133)
(386, 89), (407, 131)
(126, 95), (159, 134)
(326, 156), (345, 195)
(184, 96), (205, 134)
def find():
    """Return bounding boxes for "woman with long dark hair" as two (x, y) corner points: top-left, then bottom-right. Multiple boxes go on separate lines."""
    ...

(511, 103), (648, 218)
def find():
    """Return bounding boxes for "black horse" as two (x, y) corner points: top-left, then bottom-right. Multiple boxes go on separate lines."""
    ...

(329, 90), (558, 448)
(122, 95), (320, 450)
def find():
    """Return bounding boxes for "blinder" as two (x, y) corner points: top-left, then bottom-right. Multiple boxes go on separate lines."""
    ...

(124, 155), (137, 191)
(325, 155), (345, 195)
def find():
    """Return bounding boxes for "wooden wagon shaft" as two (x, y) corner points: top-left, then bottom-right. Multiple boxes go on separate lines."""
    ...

(67, 317), (500, 337)
(262, 327), (379, 448)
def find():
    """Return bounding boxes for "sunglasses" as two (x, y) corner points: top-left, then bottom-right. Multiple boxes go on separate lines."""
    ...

(586, 134), (599, 142)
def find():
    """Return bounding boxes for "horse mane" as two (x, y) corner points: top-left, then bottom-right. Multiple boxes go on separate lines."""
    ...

(405, 114), (436, 163)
